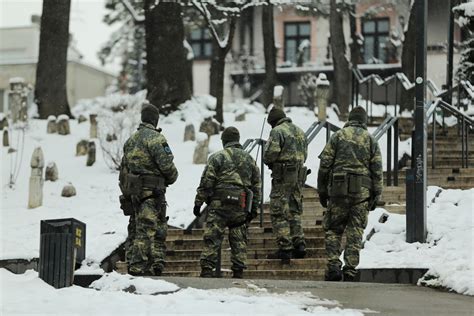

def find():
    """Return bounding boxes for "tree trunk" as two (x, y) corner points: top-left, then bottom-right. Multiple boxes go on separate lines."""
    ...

(144, 1), (191, 114)
(329, 0), (351, 116)
(349, 4), (361, 66)
(400, 3), (416, 112)
(208, 18), (236, 124)
(262, 2), (277, 108)
(35, 0), (72, 119)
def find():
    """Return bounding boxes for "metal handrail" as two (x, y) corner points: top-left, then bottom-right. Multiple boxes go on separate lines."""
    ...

(425, 98), (473, 169)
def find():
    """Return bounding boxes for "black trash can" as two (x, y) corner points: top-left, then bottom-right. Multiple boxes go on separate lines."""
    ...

(39, 218), (86, 288)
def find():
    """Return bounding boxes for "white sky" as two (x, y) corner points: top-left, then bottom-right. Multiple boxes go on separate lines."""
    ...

(0, 0), (119, 74)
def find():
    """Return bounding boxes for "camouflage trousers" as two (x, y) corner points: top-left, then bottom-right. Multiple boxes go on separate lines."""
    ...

(323, 199), (369, 277)
(269, 180), (305, 251)
(126, 197), (168, 274)
(125, 213), (136, 262)
(200, 208), (248, 272)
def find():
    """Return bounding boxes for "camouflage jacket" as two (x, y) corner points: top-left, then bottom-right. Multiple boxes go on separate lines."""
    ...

(263, 117), (308, 167)
(317, 120), (383, 198)
(122, 122), (178, 186)
(195, 142), (261, 212)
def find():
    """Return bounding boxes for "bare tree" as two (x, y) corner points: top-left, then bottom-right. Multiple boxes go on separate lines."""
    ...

(35, 0), (72, 118)
(262, 1), (278, 108)
(144, 1), (191, 114)
(192, 1), (245, 124)
(329, 0), (351, 116)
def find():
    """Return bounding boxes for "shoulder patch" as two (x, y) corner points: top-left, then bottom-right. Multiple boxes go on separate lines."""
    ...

(163, 142), (172, 155)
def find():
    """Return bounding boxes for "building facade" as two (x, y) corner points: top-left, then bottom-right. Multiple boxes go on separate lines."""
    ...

(0, 20), (115, 113)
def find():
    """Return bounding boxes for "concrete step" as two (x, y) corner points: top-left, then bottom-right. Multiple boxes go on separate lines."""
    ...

(161, 269), (326, 280)
(165, 247), (327, 261)
(165, 258), (328, 271)
(167, 227), (325, 238)
(166, 237), (324, 250)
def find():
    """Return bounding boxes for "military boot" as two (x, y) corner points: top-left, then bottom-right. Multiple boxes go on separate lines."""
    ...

(200, 268), (214, 278)
(267, 249), (292, 264)
(325, 268), (342, 282)
(292, 243), (307, 259)
(232, 269), (243, 279)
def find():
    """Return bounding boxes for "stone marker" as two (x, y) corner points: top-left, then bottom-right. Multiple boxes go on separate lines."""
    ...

(3, 129), (9, 147)
(45, 162), (58, 182)
(199, 117), (220, 137)
(8, 78), (29, 123)
(76, 140), (88, 156)
(57, 115), (70, 135)
(78, 114), (87, 124)
(106, 134), (117, 142)
(115, 261), (128, 274)
(8, 148), (16, 154)
(235, 112), (246, 122)
(316, 73), (330, 121)
(0, 117), (8, 130)
(86, 141), (96, 166)
(61, 183), (76, 197)
(90, 114), (98, 138)
(46, 115), (57, 134)
(273, 85), (285, 110)
(193, 133), (209, 164)
(28, 147), (44, 209)
(183, 123), (195, 142)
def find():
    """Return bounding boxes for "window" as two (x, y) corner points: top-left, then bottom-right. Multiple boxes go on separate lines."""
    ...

(362, 18), (390, 63)
(189, 28), (212, 59)
(284, 22), (311, 64)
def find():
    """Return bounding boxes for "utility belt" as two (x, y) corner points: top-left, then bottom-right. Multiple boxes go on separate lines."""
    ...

(272, 162), (307, 185)
(122, 173), (166, 196)
(329, 172), (372, 197)
(212, 188), (253, 213)
(120, 174), (166, 216)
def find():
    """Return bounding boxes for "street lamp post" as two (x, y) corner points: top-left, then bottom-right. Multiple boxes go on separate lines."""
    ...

(407, 0), (427, 243)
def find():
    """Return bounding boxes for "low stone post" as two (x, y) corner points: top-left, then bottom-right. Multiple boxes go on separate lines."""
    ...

(57, 115), (70, 135)
(78, 114), (87, 124)
(183, 123), (195, 142)
(316, 74), (330, 122)
(76, 140), (88, 156)
(45, 162), (59, 182)
(199, 117), (220, 137)
(273, 85), (285, 110)
(0, 117), (8, 130)
(8, 78), (29, 124)
(235, 111), (246, 122)
(86, 141), (96, 166)
(90, 114), (98, 138)
(3, 129), (9, 147)
(193, 133), (209, 164)
(28, 147), (44, 209)
(47, 115), (57, 134)
(61, 183), (76, 197)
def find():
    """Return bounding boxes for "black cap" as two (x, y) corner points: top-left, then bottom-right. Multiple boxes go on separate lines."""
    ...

(348, 106), (367, 124)
(267, 107), (286, 127)
(221, 126), (240, 144)
(141, 101), (160, 126)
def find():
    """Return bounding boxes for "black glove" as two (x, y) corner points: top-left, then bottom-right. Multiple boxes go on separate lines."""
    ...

(193, 204), (202, 217)
(319, 192), (329, 208)
(370, 195), (381, 211)
(246, 211), (257, 223)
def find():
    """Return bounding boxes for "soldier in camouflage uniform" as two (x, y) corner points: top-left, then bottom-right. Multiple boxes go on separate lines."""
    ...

(263, 108), (308, 261)
(317, 106), (383, 281)
(194, 127), (261, 278)
(120, 102), (178, 276)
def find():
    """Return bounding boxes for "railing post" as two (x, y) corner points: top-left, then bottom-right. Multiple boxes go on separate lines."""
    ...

(366, 82), (369, 112)
(432, 110), (436, 169)
(394, 78), (398, 117)
(326, 122), (331, 143)
(461, 118), (465, 168)
(356, 80), (359, 107)
(394, 119), (399, 186)
(387, 125), (392, 186)
(259, 139), (265, 227)
(466, 124), (469, 168)
(370, 79), (374, 123)
(385, 83), (388, 117)
(216, 246), (222, 277)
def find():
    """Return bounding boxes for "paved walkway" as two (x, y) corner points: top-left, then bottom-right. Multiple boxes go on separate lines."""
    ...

(157, 277), (473, 315)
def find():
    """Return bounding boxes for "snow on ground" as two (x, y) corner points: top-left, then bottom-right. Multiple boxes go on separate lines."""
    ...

(0, 269), (365, 315)
(1, 95), (472, 296)
(360, 187), (474, 296)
